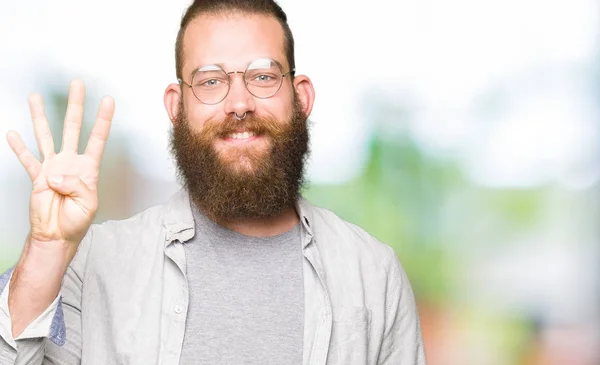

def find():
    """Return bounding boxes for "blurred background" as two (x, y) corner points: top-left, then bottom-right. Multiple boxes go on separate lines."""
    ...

(1, 0), (598, 364)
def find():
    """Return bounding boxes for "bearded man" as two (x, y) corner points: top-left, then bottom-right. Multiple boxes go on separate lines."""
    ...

(0, 1), (425, 364)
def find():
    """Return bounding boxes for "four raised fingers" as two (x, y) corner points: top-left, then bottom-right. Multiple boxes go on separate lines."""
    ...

(7, 80), (114, 177)
(10, 81), (114, 172)
(61, 80), (86, 153)
(84, 96), (115, 163)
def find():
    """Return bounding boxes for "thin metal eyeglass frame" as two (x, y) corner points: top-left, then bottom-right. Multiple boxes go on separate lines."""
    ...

(178, 61), (295, 105)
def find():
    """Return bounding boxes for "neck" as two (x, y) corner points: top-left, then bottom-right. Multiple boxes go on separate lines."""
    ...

(210, 205), (300, 237)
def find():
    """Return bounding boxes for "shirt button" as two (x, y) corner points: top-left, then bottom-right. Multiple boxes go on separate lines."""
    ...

(174, 305), (184, 314)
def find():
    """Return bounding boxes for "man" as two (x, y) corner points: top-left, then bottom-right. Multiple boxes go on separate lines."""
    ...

(0, 0), (425, 364)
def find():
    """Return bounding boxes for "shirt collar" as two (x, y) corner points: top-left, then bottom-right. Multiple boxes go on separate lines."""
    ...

(163, 189), (195, 247)
(162, 189), (315, 248)
(295, 196), (315, 248)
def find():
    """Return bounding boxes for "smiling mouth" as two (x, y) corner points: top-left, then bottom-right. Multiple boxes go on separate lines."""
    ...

(218, 130), (264, 145)
(227, 131), (255, 140)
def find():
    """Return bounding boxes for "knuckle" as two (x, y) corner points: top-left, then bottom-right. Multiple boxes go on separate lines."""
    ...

(65, 119), (82, 128)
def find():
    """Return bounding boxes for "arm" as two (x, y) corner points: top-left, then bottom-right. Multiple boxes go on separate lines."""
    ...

(43, 227), (94, 364)
(0, 80), (113, 364)
(377, 251), (427, 365)
(0, 232), (89, 365)
(0, 233), (88, 365)
(0, 228), (95, 365)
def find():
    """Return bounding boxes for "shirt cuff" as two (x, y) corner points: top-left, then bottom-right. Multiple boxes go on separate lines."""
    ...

(0, 268), (63, 349)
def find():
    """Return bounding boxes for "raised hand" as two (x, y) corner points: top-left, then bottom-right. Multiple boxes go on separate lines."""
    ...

(7, 80), (114, 250)
(6, 80), (114, 338)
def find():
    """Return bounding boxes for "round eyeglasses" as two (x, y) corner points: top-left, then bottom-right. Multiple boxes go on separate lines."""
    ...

(178, 58), (295, 105)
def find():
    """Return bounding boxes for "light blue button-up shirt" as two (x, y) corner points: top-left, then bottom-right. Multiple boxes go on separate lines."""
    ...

(0, 190), (425, 364)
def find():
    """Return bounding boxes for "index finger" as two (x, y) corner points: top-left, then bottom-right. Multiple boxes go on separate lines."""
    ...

(84, 96), (114, 162)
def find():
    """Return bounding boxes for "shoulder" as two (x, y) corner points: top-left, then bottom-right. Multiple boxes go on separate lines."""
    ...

(88, 203), (167, 241)
(65, 201), (170, 281)
(88, 189), (192, 241)
(80, 190), (193, 265)
(302, 200), (399, 272)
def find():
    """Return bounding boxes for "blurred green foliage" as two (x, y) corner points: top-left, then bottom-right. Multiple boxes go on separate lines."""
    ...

(306, 134), (460, 303)
(0, 245), (20, 273)
(305, 127), (547, 306)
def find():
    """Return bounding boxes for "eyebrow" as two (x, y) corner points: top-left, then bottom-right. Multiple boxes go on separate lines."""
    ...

(188, 58), (288, 80)
(188, 62), (226, 80)
(273, 59), (287, 71)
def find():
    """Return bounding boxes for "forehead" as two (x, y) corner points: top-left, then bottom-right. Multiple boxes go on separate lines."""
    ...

(182, 13), (287, 74)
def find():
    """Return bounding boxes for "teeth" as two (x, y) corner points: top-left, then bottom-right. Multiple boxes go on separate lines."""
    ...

(229, 131), (255, 140)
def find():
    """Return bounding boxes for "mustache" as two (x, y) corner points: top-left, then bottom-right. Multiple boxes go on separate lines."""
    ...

(200, 113), (287, 139)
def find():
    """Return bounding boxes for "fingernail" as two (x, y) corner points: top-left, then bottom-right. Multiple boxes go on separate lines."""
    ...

(49, 175), (63, 184)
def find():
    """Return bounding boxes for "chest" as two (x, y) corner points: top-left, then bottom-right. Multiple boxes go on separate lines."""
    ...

(77, 234), (378, 365)
(179, 237), (305, 364)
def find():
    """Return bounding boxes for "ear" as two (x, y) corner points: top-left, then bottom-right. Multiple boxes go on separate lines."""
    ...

(164, 83), (182, 125)
(292, 75), (315, 117)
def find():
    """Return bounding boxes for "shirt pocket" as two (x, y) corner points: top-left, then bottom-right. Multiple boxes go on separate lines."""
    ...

(327, 306), (371, 365)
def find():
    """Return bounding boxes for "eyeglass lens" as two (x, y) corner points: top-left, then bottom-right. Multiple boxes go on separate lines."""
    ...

(191, 58), (284, 104)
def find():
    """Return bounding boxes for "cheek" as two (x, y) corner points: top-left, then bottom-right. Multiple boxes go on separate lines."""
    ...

(184, 101), (217, 133)
(256, 95), (294, 122)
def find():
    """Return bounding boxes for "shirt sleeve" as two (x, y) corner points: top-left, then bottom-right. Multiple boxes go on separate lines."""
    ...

(0, 268), (64, 364)
(377, 248), (427, 365)
(0, 227), (94, 364)
(0, 270), (63, 342)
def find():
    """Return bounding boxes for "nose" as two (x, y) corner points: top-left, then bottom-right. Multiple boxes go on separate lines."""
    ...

(223, 71), (255, 119)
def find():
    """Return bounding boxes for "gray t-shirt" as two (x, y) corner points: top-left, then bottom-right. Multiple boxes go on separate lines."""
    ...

(179, 206), (304, 365)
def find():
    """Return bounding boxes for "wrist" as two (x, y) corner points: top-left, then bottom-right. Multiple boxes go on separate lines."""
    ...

(15, 235), (74, 285)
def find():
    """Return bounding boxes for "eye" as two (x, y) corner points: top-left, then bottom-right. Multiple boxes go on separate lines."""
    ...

(255, 74), (272, 82)
(202, 79), (221, 87)
(194, 77), (228, 90)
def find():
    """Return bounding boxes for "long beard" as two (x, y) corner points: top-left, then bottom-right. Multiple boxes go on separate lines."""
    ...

(170, 97), (309, 222)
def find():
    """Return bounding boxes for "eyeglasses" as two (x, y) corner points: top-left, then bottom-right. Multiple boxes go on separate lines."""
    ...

(178, 58), (295, 105)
